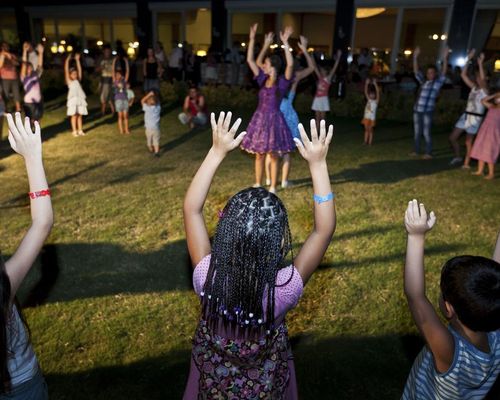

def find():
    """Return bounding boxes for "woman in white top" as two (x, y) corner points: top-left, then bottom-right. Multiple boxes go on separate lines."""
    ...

(0, 113), (53, 399)
(361, 77), (380, 146)
(449, 49), (488, 168)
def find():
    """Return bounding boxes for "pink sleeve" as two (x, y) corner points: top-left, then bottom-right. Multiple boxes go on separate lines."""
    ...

(274, 265), (304, 317)
(193, 254), (211, 296)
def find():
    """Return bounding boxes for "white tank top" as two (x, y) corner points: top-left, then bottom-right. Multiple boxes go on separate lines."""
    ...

(465, 87), (487, 115)
(7, 305), (38, 386)
(364, 99), (378, 120)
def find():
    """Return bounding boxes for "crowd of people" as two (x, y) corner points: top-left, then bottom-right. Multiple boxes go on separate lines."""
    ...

(0, 22), (500, 399)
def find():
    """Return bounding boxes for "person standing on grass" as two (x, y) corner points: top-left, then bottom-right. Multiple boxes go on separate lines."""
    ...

(143, 47), (162, 93)
(264, 35), (315, 189)
(0, 42), (21, 113)
(20, 43), (44, 122)
(449, 50), (488, 168)
(361, 77), (380, 146)
(241, 24), (295, 194)
(402, 199), (500, 399)
(178, 86), (207, 129)
(0, 113), (53, 400)
(112, 57), (130, 135)
(64, 53), (87, 137)
(183, 112), (336, 399)
(410, 46), (449, 159)
(141, 91), (161, 157)
(470, 92), (500, 180)
(97, 46), (115, 116)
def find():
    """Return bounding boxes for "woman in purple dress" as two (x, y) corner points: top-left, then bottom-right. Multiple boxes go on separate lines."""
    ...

(241, 24), (295, 194)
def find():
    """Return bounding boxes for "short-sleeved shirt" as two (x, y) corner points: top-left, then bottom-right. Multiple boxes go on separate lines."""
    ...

(142, 103), (161, 131)
(113, 78), (128, 101)
(402, 326), (500, 400)
(100, 58), (113, 80)
(255, 69), (291, 99)
(414, 72), (446, 113)
(315, 76), (331, 98)
(193, 254), (304, 321)
(22, 71), (43, 103)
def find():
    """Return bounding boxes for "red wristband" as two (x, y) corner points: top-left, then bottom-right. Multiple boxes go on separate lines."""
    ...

(28, 189), (51, 199)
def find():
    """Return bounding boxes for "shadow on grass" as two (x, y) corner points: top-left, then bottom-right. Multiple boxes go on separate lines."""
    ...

(18, 239), (193, 304)
(41, 333), (463, 400)
(160, 125), (206, 154)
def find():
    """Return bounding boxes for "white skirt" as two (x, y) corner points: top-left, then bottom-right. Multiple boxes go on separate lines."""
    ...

(455, 113), (483, 135)
(67, 97), (88, 116)
(311, 96), (330, 112)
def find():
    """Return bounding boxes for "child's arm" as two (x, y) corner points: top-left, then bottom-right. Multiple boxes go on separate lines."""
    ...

(246, 23), (260, 77)
(295, 36), (315, 82)
(493, 230), (500, 263)
(140, 91), (154, 105)
(20, 43), (29, 80)
(477, 53), (488, 92)
(36, 44), (44, 75)
(413, 46), (421, 77)
(4, 113), (53, 299)
(280, 27), (294, 81)
(111, 57), (117, 81)
(460, 49), (476, 89)
(292, 120), (336, 284)
(124, 57), (130, 82)
(440, 46), (449, 77)
(404, 199), (454, 373)
(374, 78), (380, 102)
(364, 78), (370, 100)
(64, 55), (71, 86)
(481, 93), (499, 109)
(327, 49), (342, 81)
(183, 112), (246, 266)
(74, 53), (82, 81)
(256, 31), (273, 69)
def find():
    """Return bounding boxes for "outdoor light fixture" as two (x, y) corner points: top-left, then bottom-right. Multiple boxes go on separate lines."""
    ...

(50, 45), (58, 54)
(178, 43), (183, 48)
(66, 45), (73, 52)
(60, 40), (66, 45)
(441, 34), (447, 40)
(432, 34), (439, 40)
(83, 49), (89, 54)
(356, 8), (386, 18)
(42, 37), (47, 42)
(347, 54), (353, 63)
(404, 50), (412, 55)
(196, 50), (207, 56)
(127, 47), (135, 57)
(494, 59), (500, 72)
(455, 56), (466, 67)
(97, 40), (103, 46)
(307, 47), (314, 52)
(58, 45), (65, 53)
(241, 42), (246, 47)
(112, 50), (117, 55)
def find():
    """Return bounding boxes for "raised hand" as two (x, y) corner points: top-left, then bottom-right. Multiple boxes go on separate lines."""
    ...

(294, 119), (333, 165)
(413, 46), (421, 58)
(298, 35), (308, 52)
(74, 53), (81, 61)
(467, 48), (476, 60)
(478, 52), (485, 64)
(210, 112), (246, 157)
(23, 42), (30, 52)
(280, 26), (293, 44)
(404, 199), (436, 236)
(336, 49), (342, 59)
(264, 32), (274, 46)
(249, 23), (258, 40)
(7, 113), (42, 160)
(36, 43), (44, 54)
(442, 45), (450, 60)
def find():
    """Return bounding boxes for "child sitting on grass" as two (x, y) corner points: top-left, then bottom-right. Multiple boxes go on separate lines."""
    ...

(183, 112), (336, 398)
(141, 91), (161, 157)
(1, 113), (53, 399)
(402, 199), (500, 399)
(361, 77), (379, 146)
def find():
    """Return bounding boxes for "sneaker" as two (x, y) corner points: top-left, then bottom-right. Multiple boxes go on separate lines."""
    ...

(265, 178), (271, 186)
(269, 187), (276, 194)
(252, 183), (261, 188)
(422, 154), (433, 160)
(449, 157), (463, 166)
(281, 180), (289, 189)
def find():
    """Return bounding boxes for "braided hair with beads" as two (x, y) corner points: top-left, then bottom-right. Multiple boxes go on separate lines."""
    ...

(201, 187), (293, 335)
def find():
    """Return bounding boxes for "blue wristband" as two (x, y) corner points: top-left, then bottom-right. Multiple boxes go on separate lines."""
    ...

(313, 192), (335, 204)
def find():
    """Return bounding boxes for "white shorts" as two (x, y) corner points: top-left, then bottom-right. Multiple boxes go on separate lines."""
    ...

(312, 96), (330, 112)
(67, 98), (88, 116)
(455, 113), (483, 135)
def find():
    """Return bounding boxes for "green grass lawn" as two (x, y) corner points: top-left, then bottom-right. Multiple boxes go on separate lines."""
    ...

(0, 96), (499, 399)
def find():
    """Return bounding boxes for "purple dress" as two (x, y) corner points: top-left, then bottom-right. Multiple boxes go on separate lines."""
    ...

(241, 69), (296, 154)
(183, 254), (304, 399)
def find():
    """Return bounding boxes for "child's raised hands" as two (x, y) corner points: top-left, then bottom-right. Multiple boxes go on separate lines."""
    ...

(280, 26), (293, 44)
(413, 46), (421, 58)
(294, 119), (333, 165)
(404, 199), (436, 236)
(36, 43), (44, 54)
(249, 23), (258, 40)
(7, 113), (42, 160)
(264, 32), (274, 46)
(210, 112), (246, 158)
(298, 35), (308, 52)
(467, 49), (476, 60)
(478, 52), (485, 64)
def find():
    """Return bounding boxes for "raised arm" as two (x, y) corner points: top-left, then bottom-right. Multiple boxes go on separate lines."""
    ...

(460, 49), (476, 89)
(183, 112), (246, 266)
(292, 120), (336, 284)
(124, 58), (130, 82)
(374, 78), (380, 102)
(4, 114), (53, 299)
(280, 27), (294, 80)
(74, 53), (82, 81)
(477, 53), (488, 92)
(295, 36), (315, 82)
(64, 55), (71, 86)
(111, 57), (117, 81)
(413, 46), (420, 77)
(20, 43), (29, 80)
(36, 44), (44, 74)
(364, 78), (370, 100)
(257, 31), (273, 69)
(494, 230), (500, 263)
(481, 93), (499, 109)
(404, 200), (454, 373)
(140, 91), (154, 105)
(440, 46), (449, 77)
(327, 49), (342, 81)
(246, 23), (260, 77)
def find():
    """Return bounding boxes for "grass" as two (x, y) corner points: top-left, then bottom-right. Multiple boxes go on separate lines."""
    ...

(0, 95), (499, 399)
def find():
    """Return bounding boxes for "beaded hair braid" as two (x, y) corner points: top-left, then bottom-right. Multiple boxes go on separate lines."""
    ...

(201, 187), (293, 334)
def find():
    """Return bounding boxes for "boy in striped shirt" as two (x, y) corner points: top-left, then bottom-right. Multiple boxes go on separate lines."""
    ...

(402, 199), (500, 400)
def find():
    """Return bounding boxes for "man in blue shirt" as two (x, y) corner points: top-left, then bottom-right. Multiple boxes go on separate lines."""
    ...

(411, 46), (449, 159)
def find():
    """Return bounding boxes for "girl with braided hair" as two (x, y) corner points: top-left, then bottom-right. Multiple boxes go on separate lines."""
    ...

(183, 111), (336, 399)
(0, 113), (53, 399)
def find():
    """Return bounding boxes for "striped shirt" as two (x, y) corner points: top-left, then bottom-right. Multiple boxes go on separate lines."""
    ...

(414, 72), (445, 113)
(402, 327), (500, 400)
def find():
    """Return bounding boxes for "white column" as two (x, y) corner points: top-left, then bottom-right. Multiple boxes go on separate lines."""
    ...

(390, 7), (404, 75)
(226, 10), (232, 49)
(440, 4), (454, 59)
(152, 10), (158, 45)
(181, 10), (186, 43)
